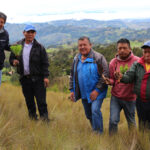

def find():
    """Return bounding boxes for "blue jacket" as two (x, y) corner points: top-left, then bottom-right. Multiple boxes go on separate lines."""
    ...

(69, 49), (109, 103)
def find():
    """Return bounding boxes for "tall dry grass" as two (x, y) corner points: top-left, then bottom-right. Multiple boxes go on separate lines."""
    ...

(0, 83), (150, 150)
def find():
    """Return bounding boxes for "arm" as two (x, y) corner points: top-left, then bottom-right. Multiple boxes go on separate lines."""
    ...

(4, 31), (10, 51)
(9, 52), (18, 66)
(69, 60), (76, 102)
(41, 46), (49, 78)
(41, 46), (50, 87)
(96, 55), (109, 91)
(69, 56), (79, 102)
(102, 62), (116, 85)
(90, 55), (109, 101)
(109, 63), (116, 85)
(69, 60), (75, 91)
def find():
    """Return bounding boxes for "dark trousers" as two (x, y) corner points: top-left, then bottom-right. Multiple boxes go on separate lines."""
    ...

(136, 98), (150, 130)
(20, 76), (49, 120)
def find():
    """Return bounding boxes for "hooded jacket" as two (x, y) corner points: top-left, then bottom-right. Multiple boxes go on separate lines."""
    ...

(109, 52), (139, 101)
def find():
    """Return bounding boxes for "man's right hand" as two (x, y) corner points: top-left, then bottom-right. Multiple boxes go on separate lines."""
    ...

(114, 71), (123, 82)
(13, 59), (19, 66)
(70, 92), (75, 102)
(102, 74), (111, 85)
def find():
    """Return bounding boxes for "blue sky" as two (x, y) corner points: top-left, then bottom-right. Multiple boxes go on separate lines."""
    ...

(1, 0), (150, 23)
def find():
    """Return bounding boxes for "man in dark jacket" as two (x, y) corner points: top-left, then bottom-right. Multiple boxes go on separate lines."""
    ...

(0, 12), (9, 85)
(9, 24), (50, 121)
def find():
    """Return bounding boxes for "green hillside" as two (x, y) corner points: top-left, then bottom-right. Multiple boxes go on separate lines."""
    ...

(5, 19), (150, 47)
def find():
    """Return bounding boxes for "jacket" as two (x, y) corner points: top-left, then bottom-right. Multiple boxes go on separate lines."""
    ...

(109, 52), (139, 101)
(9, 38), (49, 80)
(121, 57), (150, 102)
(0, 28), (9, 70)
(69, 49), (109, 103)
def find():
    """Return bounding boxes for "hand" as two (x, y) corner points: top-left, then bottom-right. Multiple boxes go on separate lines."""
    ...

(70, 92), (75, 102)
(13, 59), (19, 66)
(102, 74), (111, 85)
(90, 90), (99, 101)
(44, 78), (49, 88)
(114, 71), (123, 83)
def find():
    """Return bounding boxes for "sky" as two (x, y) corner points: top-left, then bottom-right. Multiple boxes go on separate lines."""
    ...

(1, 0), (150, 23)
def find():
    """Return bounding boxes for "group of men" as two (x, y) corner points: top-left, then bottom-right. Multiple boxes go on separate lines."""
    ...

(70, 37), (150, 134)
(1, 12), (150, 134)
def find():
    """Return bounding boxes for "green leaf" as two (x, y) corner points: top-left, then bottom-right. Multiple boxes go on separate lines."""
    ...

(120, 64), (128, 74)
(10, 44), (22, 56)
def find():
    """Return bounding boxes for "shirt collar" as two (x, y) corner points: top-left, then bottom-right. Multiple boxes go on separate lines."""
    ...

(0, 28), (4, 33)
(24, 41), (33, 46)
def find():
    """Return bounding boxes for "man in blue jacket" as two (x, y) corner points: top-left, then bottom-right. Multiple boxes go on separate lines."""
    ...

(69, 36), (109, 133)
(0, 12), (9, 86)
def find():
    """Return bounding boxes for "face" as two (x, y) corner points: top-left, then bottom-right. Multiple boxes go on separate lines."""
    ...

(117, 43), (131, 60)
(0, 18), (5, 30)
(78, 38), (92, 56)
(143, 47), (150, 64)
(23, 30), (36, 44)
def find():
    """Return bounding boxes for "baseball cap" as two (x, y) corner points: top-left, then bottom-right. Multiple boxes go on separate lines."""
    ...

(141, 41), (150, 49)
(24, 24), (36, 32)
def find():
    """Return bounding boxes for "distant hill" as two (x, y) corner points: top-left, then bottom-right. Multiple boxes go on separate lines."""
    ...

(5, 19), (150, 47)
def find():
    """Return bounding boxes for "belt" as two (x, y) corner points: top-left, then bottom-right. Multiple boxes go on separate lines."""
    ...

(23, 75), (31, 78)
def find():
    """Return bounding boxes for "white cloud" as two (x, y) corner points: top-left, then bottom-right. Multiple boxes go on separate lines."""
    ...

(1, 0), (150, 23)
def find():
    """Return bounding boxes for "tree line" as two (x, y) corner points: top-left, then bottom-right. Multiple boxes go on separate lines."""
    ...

(2, 42), (143, 87)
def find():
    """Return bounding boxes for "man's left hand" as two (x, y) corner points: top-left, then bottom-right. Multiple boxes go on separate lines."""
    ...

(44, 78), (49, 88)
(90, 90), (99, 101)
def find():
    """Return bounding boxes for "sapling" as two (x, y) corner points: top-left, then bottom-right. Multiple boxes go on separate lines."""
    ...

(10, 44), (22, 57)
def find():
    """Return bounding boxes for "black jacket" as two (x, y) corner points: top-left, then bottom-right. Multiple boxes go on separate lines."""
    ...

(9, 39), (49, 80)
(0, 28), (9, 70)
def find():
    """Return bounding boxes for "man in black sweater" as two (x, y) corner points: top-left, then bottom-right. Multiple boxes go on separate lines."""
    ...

(9, 24), (50, 122)
(0, 12), (9, 85)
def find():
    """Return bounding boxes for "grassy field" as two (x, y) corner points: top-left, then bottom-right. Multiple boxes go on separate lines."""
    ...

(0, 83), (150, 150)
(130, 41), (143, 48)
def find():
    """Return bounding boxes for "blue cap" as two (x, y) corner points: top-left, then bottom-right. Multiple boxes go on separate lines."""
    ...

(24, 24), (36, 32)
(141, 41), (150, 49)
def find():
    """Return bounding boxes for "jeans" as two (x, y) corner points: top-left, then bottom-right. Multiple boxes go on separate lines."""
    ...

(0, 70), (2, 86)
(109, 95), (136, 134)
(82, 98), (104, 133)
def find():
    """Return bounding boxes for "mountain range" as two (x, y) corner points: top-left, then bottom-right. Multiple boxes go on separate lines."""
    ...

(5, 19), (150, 47)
